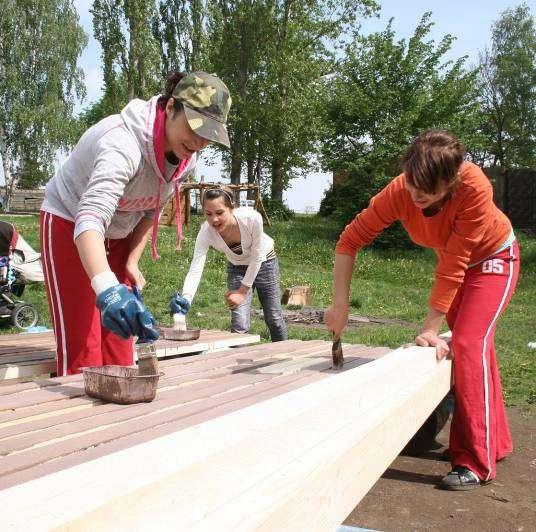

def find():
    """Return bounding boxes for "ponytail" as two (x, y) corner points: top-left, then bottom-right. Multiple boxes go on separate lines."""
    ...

(157, 71), (187, 113)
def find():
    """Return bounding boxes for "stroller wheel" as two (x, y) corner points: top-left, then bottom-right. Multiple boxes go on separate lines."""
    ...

(11, 302), (39, 330)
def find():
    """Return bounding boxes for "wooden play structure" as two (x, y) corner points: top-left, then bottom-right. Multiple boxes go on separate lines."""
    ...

(282, 285), (312, 306)
(0, 335), (452, 530)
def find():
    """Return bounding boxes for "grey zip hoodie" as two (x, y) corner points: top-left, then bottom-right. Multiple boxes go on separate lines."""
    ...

(42, 96), (196, 257)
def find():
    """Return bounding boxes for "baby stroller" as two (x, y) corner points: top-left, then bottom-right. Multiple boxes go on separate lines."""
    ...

(0, 221), (42, 329)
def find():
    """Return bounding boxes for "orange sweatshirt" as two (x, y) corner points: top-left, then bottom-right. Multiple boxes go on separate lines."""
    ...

(335, 162), (512, 313)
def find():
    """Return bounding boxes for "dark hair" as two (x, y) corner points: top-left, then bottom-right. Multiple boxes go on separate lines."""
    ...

(402, 130), (466, 194)
(157, 71), (186, 114)
(201, 186), (236, 208)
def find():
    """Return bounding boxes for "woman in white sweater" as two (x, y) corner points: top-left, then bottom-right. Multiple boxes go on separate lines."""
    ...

(170, 186), (287, 341)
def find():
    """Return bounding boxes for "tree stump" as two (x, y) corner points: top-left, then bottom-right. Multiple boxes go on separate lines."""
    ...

(281, 286), (311, 307)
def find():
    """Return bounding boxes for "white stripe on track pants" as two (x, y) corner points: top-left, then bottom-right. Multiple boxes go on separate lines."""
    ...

(446, 241), (520, 481)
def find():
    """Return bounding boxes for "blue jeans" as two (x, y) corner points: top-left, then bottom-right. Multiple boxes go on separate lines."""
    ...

(227, 257), (288, 342)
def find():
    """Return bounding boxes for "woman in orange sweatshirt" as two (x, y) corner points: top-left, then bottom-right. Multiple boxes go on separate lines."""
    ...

(325, 130), (519, 490)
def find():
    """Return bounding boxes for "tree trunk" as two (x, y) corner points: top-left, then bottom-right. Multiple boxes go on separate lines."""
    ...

(229, 1), (252, 186)
(268, 0), (291, 204)
(247, 143), (262, 200)
(230, 131), (243, 185)
(127, 7), (136, 101)
(190, 0), (203, 70)
(271, 157), (284, 203)
(0, 124), (14, 207)
(246, 156), (255, 187)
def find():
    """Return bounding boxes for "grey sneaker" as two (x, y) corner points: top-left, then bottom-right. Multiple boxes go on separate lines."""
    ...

(439, 466), (485, 491)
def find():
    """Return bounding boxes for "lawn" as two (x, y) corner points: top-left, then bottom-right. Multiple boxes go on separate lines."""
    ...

(3, 213), (535, 406)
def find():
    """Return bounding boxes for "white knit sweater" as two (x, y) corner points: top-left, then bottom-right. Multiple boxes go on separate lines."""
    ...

(181, 208), (274, 302)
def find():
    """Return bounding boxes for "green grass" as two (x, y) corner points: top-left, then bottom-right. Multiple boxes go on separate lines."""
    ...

(2, 213), (535, 406)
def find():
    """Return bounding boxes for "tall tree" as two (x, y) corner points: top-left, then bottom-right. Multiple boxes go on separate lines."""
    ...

(320, 13), (482, 223)
(0, 0), (87, 195)
(156, 0), (207, 74)
(267, 0), (380, 202)
(206, 0), (378, 201)
(205, 1), (273, 186)
(478, 3), (536, 168)
(91, 0), (161, 114)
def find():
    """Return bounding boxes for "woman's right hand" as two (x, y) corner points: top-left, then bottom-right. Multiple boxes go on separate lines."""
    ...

(324, 303), (349, 337)
(415, 330), (450, 360)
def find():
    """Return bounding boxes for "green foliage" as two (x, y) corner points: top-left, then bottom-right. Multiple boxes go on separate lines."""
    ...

(262, 196), (294, 221)
(155, 0), (207, 73)
(0, 0), (87, 191)
(14, 158), (50, 189)
(320, 13), (483, 236)
(477, 3), (536, 168)
(319, 169), (415, 249)
(319, 166), (388, 220)
(91, 0), (162, 111)
(77, 97), (114, 132)
(205, 0), (379, 200)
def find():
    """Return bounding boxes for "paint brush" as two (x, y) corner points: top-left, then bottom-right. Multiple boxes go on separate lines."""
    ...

(331, 332), (344, 370)
(173, 312), (187, 331)
(133, 286), (159, 376)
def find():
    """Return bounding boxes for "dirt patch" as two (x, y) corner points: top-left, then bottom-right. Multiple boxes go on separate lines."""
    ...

(344, 407), (536, 531)
(252, 308), (417, 329)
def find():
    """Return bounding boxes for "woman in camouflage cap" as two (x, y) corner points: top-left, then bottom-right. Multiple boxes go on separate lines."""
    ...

(40, 71), (231, 376)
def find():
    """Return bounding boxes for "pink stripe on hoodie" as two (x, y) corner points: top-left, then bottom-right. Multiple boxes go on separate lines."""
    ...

(150, 103), (191, 259)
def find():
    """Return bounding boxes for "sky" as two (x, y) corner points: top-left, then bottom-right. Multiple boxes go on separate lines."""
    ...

(3, 0), (532, 210)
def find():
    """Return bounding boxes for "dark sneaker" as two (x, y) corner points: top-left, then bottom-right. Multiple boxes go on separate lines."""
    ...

(439, 466), (484, 491)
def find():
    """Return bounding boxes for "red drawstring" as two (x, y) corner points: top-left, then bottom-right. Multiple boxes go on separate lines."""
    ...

(172, 157), (189, 252)
(175, 181), (182, 251)
(151, 102), (191, 258)
(151, 180), (162, 260)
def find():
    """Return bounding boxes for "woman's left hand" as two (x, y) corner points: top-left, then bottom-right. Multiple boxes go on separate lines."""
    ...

(415, 330), (450, 360)
(125, 261), (146, 290)
(225, 290), (246, 308)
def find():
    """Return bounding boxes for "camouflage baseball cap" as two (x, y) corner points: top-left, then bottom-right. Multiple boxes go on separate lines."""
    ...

(172, 72), (232, 148)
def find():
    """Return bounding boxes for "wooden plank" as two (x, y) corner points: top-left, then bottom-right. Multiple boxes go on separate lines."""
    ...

(0, 372), (327, 490)
(0, 344), (450, 530)
(0, 340), (387, 490)
(281, 285), (312, 306)
(0, 341), (337, 443)
(0, 341), (317, 424)
(0, 360), (55, 381)
(0, 330), (260, 381)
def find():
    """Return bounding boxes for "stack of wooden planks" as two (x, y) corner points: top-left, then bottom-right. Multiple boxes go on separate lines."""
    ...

(0, 329), (260, 381)
(0, 338), (452, 530)
(6, 189), (45, 213)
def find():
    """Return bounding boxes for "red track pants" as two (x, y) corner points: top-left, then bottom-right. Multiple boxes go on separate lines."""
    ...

(446, 241), (520, 481)
(40, 212), (135, 376)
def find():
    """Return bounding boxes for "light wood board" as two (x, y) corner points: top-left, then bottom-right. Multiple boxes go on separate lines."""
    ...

(0, 341), (452, 531)
(0, 329), (260, 381)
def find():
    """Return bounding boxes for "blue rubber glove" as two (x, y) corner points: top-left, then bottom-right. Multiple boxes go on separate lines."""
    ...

(96, 284), (159, 341)
(170, 292), (191, 315)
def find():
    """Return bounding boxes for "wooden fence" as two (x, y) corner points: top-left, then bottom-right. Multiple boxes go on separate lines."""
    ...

(485, 167), (536, 231)
(4, 189), (45, 214)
